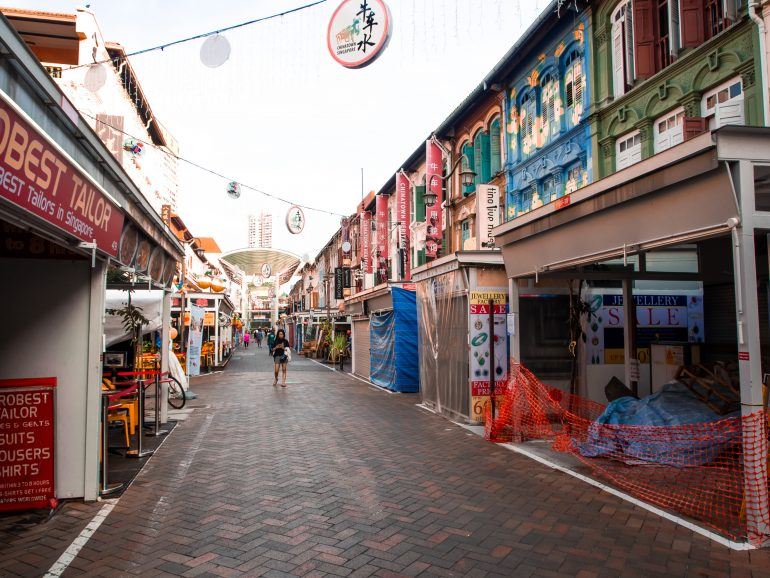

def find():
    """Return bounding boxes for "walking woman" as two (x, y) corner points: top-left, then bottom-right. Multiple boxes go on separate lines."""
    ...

(271, 329), (291, 387)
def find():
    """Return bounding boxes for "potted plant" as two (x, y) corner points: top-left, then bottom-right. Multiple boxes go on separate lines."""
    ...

(328, 334), (348, 364)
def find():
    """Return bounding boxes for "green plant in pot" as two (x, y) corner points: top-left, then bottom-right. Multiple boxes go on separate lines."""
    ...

(328, 334), (347, 363)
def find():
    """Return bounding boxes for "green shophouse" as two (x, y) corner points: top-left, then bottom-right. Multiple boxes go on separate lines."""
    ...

(590, 0), (763, 176)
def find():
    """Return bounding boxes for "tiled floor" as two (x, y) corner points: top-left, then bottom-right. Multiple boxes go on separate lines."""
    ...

(1, 347), (769, 577)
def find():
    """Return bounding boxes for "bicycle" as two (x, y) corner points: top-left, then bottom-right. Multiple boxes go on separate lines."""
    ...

(159, 374), (186, 410)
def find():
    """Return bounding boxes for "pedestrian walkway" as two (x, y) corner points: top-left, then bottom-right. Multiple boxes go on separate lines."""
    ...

(2, 346), (770, 577)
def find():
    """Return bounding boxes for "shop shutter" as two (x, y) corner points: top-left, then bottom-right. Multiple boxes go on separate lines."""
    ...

(633, 0), (657, 79)
(669, 0), (681, 58)
(715, 100), (745, 128)
(681, 0), (705, 48)
(683, 117), (707, 140)
(353, 318), (371, 379)
(613, 20), (626, 98)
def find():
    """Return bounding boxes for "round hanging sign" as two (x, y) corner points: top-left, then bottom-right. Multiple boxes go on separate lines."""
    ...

(341, 241), (352, 254)
(261, 263), (272, 278)
(254, 275), (264, 286)
(286, 205), (305, 235)
(200, 34), (231, 68)
(327, 0), (392, 69)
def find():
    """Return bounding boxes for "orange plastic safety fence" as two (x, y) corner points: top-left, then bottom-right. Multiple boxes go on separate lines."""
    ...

(485, 364), (770, 545)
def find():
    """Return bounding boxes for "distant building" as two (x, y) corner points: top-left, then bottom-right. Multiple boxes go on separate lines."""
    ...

(248, 212), (272, 248)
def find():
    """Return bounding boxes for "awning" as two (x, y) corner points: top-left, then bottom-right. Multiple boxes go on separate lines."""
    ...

(494, 134), (739, 279)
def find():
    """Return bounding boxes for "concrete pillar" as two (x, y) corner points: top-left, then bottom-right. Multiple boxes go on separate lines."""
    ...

(622, 278), (638, 395)
(84, 258), (107, 501)
(508, 277), (520, 364)
(160, 290), (170, 424)
(733, 160), (769, 540)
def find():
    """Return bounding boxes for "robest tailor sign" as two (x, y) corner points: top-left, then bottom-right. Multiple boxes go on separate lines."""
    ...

(327, 0), (392, 69)
(0, 378), (56, 512)
(0, 90), (124, 257)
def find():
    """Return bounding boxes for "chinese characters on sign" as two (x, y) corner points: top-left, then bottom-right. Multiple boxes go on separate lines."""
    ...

(327, 0), (392, 69)
(375, 194), (389, 282)
(425, 140), (444, 258)
(0, 378), (56, 512)
(396, 171), (411, 280)
(0, 93), (124, 257)
(286, 205), (305, 235)
(360, 210), (372, 274)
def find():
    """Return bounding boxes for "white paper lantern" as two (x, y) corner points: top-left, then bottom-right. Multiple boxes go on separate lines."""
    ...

(84, 64), (107, 93)
(200, 35), (231, 68)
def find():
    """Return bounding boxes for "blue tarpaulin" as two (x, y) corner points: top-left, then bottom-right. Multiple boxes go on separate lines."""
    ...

(577, 382), (739, 466)
(369, 287), (419, 392)
(370, 310), (396, 388)
(392, 287), (419, 393)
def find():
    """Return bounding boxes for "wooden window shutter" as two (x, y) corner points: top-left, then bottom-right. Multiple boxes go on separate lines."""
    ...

(473, 134), (483, 186)
(480, 131), (491, 183)
(683, 117), (707, 140)
(490, 120), (502, 175)
(625, 6), (636, 86)
(680, 0), (705, 48)
(633, 0), (658, 79)
(415, 185), (426, 221)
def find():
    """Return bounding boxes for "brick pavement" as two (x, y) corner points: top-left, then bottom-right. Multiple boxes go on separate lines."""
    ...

(2, 347), (770, 577)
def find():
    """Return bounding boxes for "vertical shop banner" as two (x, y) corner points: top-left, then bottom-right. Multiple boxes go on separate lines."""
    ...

(425, 140), (444, 258)
(360, 211), (372, 274)
(476, 184), (500, 249)
(396, 172), (411, 280)
(469, 291), (509, 423)
(376, 194), (389, 279)
(0, 378), (56, 511)
(187, 304), (204, 376)
(335, 267), (344, 299)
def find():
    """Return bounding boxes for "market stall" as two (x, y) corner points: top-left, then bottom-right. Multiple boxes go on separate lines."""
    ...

(171, 292), (235, 372)
(413, 252), (509, 422)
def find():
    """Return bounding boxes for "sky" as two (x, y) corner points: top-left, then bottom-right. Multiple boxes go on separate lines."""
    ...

(12, 0), (548, 260)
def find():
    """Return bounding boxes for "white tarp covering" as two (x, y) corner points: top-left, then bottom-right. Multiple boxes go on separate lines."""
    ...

(105, 290), (163, 347)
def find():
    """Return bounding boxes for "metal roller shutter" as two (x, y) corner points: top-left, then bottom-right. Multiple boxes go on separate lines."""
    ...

(353, 319), (371, 380)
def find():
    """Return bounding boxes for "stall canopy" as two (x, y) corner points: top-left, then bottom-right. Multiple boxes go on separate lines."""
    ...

(369, 287), (419, 393)
(105, 290), (162, 346)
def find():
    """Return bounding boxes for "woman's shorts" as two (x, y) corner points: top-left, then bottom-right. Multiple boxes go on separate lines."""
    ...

(274, 354), (288, 365)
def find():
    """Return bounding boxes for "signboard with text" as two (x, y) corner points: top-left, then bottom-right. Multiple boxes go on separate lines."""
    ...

(425, 140), (443, 258)
(475, 185), (500, 249)
(327, 0), (392, 69)
(376, 194), (389, 279)
(469, 291), (508, 423)
(396, 172), (411, 280)
(360, 210), (372, 274)
(187, 305), (204, 376)
(0, 378), (56, 512)
(0, 90), (124, 257)
(584, 291), (704, 366)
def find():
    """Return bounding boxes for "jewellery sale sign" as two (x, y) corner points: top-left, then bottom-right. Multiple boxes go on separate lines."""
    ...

(469, 291), (508, 423)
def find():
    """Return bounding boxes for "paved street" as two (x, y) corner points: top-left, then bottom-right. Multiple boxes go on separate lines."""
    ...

(2, 347), (770, 577)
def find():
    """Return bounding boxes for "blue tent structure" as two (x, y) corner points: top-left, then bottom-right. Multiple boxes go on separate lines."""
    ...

(369, 287), (419, 392)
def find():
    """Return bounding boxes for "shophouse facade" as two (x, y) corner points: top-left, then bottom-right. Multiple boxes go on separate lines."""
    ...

(1, 7), (181, 215)
(492, 0), (770, 544)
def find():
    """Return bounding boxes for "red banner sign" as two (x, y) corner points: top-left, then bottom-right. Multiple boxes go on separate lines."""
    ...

(396, 172), (411, 280)
(426, 140), (444, 258)
(0, 93), (124, 257)
(0, 377), (56, 512)
(376, 194), (389, 280)
(360, 210), (372, 274)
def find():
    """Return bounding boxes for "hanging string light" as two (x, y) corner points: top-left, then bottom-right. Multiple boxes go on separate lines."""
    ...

(81, 112), (346, 217)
